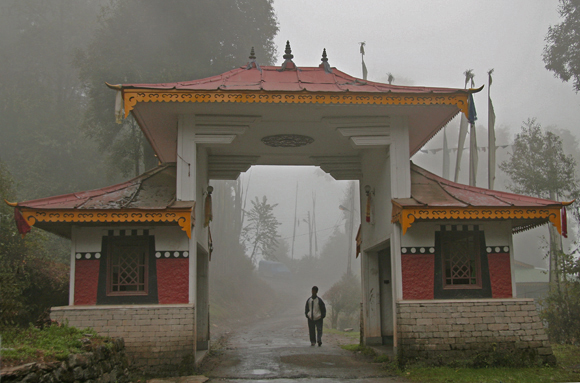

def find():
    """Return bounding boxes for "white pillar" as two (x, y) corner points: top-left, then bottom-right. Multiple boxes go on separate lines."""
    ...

(177, 115), (197, 202)
(509, 232), (517, 298)
(390, 224), (403, 349)
(69, 226), (77, 305)
(362, 250), (382, 345)
(177, 115), (198, 305)
(389, 118), (411, 199)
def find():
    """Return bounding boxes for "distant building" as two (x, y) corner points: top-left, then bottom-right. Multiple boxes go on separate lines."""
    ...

(514, 260), (549, 300)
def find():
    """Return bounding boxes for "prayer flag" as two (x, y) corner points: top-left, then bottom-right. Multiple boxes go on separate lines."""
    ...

(468, 93), (478, 186)
(443, 127), (450, 179)
(360, 42), (368, 80)
(562, 207), (568, 238)
(14, 208), (31, 238)
(454, 113), (468, 182)
(487, 70), (496, 190)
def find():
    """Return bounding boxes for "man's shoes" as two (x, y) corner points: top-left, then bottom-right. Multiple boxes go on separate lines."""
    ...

(318, 342), (322, 347)
(311, 343), (315, 346)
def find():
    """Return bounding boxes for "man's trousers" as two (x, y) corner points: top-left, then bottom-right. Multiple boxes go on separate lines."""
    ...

(308, 318), (323, 345)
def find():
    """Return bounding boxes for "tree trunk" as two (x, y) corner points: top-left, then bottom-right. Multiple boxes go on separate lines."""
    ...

(331, 308), (339, 330)
(548, 190), (562, 293)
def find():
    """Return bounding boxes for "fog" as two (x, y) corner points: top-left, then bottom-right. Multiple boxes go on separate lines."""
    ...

(1, 1), (579, 328)
(272, 0), (580, 269)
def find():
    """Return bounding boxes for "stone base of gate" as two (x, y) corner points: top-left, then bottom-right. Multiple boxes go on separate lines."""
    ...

(51, 304), (196, 373)
(396, 298), (555, 366)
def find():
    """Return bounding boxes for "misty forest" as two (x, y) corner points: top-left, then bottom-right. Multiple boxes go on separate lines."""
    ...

(1, 0), (580, 381)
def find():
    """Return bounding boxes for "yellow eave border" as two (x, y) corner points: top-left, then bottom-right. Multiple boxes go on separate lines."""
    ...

(18, 207), (194, 238)
(121, 89), (470, 119)
(391, 203), (562, 235)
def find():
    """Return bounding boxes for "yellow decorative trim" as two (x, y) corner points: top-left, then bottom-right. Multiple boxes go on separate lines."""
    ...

(392, 204), (562, 235)
(20, 208), (194, 238)
(4, 199), (17, 207)
(122, 89), (469, 118)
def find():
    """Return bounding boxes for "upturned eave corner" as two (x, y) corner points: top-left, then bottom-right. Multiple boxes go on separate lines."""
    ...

(4, 199), (18, 207)
(105, 82), (123, 91)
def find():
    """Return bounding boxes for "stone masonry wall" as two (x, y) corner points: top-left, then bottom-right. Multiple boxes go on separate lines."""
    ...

(1, 339), (129, 383)
(51, 304), (194, 373)
(397, 298), (554, 365)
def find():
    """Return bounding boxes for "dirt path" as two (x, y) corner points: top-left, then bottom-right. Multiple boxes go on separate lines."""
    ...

(200, 298), (407, 383)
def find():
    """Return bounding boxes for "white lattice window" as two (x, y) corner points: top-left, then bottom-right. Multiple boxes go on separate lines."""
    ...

(441, 231), (481, 289)
(107, 238), (149, 296)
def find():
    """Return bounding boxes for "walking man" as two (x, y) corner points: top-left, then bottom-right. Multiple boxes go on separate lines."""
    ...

(305, 286), (326, 346)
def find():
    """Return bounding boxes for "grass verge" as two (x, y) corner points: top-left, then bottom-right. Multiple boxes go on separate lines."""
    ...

(325, 328), (360, 341)
(340, 343), (377, 357)
(391, 344), (580, 383)
(0, 324), (108, 367)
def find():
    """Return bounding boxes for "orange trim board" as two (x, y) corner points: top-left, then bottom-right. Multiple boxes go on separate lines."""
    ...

(122, 90), (469, 119)
(391, 204), (562, 235)
(19, 208), (194, 238)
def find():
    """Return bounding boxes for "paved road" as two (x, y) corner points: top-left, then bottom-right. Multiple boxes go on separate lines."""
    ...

(202, 298), (407, 383)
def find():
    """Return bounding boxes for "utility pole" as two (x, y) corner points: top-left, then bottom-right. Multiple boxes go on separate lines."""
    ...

(304, 211), (313, 258)
(346, 182), (355, 275)
(291, 182), (298, 259)
(312, 191), (318, 256)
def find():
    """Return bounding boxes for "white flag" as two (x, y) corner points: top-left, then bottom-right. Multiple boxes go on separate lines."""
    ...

(469, 123), (478, 186)
(443, 126), (450, 179)
(488, 71), (496, 190)
(454, 113), (468, 182)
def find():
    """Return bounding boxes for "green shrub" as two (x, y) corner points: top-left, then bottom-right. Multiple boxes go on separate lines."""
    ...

(0, 324), (104, 366)
(540, 250), (580, 344)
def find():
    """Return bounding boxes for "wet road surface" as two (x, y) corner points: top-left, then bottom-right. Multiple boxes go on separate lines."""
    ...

(203, 300), (407, 383)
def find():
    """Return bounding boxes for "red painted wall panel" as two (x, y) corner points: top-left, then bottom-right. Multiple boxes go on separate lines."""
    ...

(402, 254), (435, 300)
(156, 258), (189, 304)
(488, 253), (513, 298)
(74, 260), (100, 305)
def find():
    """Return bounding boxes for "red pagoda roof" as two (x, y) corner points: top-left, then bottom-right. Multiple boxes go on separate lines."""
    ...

(392, 163), (567, 235)
(396, 163), (562, 208)
(10, 164), (193, 239)
(119, 65), (471, 96)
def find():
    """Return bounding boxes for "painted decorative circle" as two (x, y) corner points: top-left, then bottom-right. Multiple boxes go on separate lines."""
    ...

(420, 247), (425, 253)
(164, 252), (170, 258)
(155, 252), (161, 258)
(174, 252), (180, 257)
(85, 253), (91, 259)
(410, 247), (416, 253)
(487, 247), (492, 253)
(429, 247), (435, 253)
(495, 247), (501, 253)
(401, 248), (407, 253)
(503, 246), (509, 252)
(183, 251), (189, 258)
(261, 134), (314, 148)
(95, 253), (101, 259)
(76, 253), (82, 259)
